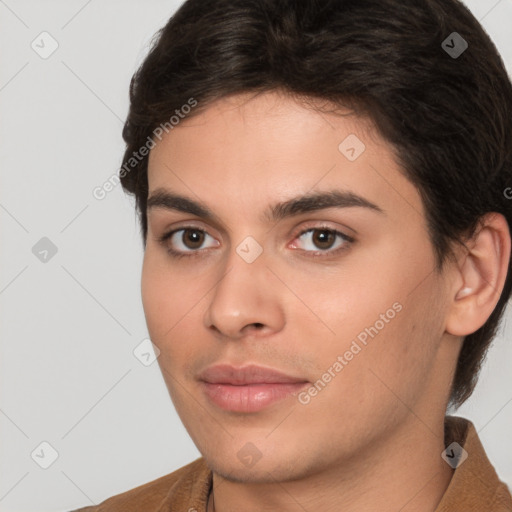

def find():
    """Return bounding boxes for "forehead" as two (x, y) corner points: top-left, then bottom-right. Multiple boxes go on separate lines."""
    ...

(146, 90), (425, 226)
(148, 90), (379, 167)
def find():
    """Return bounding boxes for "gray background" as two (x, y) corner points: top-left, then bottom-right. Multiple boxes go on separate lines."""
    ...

(0, 1), (511, 510)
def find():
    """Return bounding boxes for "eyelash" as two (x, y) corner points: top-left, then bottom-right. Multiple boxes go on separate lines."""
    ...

(157, 224), (355, 260)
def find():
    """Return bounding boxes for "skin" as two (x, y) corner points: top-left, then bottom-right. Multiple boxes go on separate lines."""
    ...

(142, 89), (510, 512)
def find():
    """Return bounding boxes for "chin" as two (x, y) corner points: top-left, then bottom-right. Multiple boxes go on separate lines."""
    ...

(205, 443), (320, 484)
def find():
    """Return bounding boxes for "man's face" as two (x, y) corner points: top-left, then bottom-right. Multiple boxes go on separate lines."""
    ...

(142, 91), (456, 482)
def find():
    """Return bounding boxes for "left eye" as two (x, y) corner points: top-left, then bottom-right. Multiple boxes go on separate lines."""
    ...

(292, 227), (353, 255)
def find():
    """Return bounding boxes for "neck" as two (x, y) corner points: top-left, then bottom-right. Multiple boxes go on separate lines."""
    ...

(207, 415), (454, 512)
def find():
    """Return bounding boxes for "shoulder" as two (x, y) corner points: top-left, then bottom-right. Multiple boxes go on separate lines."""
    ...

(68, 457), (210, 512)
(438, 416), (512, 511)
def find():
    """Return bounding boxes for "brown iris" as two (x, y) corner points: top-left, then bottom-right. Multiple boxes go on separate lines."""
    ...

(181, 229), (205, 249)
(311, 229), (336, 250)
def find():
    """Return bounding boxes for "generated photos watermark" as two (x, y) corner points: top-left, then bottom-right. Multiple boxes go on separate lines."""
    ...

(298, 301), (403, 405)
(92, 97), (198, 200)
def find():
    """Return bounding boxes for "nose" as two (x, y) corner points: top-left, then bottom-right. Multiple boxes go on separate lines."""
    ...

(203, 248), (286, 340)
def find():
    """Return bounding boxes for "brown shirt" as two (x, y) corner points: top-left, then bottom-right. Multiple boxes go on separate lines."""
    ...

(71, 415), (512, 511)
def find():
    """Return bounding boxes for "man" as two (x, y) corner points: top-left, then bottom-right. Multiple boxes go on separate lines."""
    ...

(72, 0), (512, 510)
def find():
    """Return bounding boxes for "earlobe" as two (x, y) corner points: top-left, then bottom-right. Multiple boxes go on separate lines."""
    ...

(445, 213), (511, 337)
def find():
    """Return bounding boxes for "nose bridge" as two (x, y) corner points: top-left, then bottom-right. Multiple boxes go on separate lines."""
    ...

(204, 235), (284, 338)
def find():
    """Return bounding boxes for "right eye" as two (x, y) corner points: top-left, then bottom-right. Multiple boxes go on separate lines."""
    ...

(158, 227), (220, 258)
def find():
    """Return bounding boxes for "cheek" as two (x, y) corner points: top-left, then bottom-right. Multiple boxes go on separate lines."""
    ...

(141, 252), (208, 362)
(336, 287), (443, 416)
(141, 253), (186, 339)
(286, 263), (401, 351)
(292, 254), (439, 398)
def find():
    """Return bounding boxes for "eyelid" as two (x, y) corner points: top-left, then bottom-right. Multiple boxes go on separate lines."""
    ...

(290, 220), (354, 241)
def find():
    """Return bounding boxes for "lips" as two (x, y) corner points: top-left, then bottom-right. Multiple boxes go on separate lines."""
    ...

(198, 363), (308, 385)
(198, 364), (310, 412)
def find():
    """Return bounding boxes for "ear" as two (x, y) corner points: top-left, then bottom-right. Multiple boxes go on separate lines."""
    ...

(445, 212), (511, 337)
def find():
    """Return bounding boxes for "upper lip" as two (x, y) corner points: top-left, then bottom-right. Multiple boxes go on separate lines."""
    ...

(199, 364), (308, 385)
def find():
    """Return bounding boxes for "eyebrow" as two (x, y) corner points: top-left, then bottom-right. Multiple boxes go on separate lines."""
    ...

(146, 187), (385, 224)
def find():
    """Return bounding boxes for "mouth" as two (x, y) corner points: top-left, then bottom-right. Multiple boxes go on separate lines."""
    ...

(198, 363), (309, 412)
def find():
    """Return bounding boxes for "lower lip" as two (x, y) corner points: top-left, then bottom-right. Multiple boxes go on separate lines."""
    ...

(200, 381), (309, 412)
